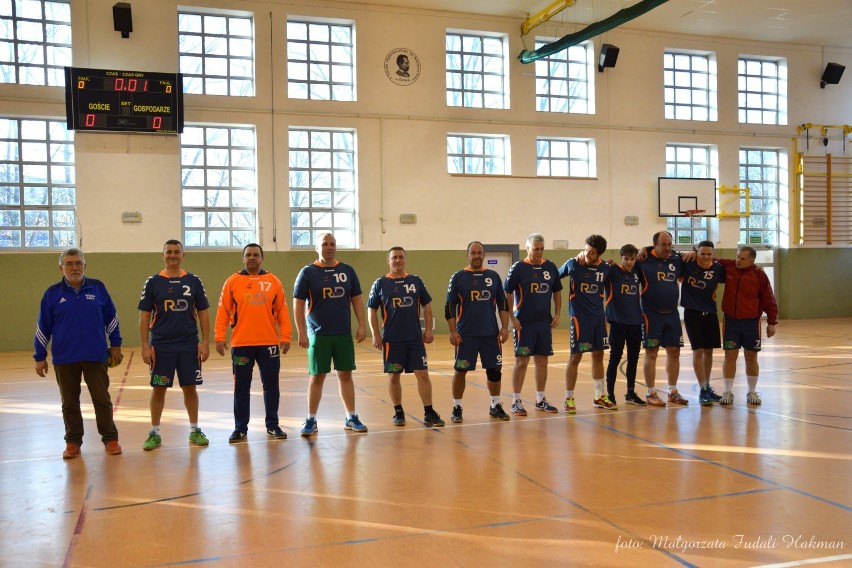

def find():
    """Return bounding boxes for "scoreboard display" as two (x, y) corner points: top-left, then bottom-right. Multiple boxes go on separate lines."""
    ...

(64, 67), (184, 134)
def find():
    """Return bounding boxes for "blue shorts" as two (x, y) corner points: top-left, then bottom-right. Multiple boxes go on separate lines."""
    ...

(569, 316), (608, 354)
(149, 345), (202, 387)
(723, 316), (762, 351)
(383, 340), (428, 373)
(512, 325), (553, 357)
(643, 311), (684, 349)
(454, 335), (502, 371)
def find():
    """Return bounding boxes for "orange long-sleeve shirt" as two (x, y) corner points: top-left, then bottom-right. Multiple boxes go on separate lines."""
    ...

(214, 270), (292, 347)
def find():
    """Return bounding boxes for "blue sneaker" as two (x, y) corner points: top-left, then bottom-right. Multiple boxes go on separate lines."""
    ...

(705, 385), (723, 402)
(699, 387), (714, 406)
(300, 417), (318, 437)
(344, 414), (368, 433)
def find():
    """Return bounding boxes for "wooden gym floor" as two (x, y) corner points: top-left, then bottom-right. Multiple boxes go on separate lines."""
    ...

(0, 318), (850, 567)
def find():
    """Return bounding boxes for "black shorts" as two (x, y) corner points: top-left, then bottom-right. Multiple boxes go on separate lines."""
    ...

(683, 309), (721, 350)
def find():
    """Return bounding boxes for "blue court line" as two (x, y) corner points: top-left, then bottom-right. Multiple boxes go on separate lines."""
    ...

(582, 417), (852, 513)
(623, 487), (781, 509)
(93, 458), (301, 512)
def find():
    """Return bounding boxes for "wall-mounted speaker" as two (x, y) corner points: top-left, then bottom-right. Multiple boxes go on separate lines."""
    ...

(598, 44), (619, 72)
(820, 62), (844, 88)
(113, 3), (132, 39)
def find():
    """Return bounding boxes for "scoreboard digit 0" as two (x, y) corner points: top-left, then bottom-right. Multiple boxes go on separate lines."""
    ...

(64, 67), (184, 134)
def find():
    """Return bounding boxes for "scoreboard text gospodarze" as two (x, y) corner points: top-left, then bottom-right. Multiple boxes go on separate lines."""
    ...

(64, 67), (184, 134)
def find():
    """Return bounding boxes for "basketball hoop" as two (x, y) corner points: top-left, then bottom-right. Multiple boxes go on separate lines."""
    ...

(685, 209), (706, 228)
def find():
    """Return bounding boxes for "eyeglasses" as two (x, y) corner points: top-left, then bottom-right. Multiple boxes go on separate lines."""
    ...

(63, 261), (84, 268)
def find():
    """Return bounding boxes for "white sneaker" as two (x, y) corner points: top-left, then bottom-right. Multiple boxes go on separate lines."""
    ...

(746, 391), (762, 405)
(720, 391), (735, 405)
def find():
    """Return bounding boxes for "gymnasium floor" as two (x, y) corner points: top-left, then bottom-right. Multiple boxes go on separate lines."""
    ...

(0, 318), (849, 567)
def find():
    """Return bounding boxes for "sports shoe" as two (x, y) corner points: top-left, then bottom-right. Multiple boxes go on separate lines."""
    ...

(698, 388), (714, 406)
(511, 400), (528, 416)
(450, 405), (463, 423)
(720, 391), (735, 405)
(344, 415), (368, 433)
(668, 390), (689, 405)
(646, 392), (666, 407)
(564, 397), (576, 414)
(746, 391), (762, 405)
(266, 426), (287, 440)
(535, 398), (558, 413)
(189, 429), (209, 446)
(424, 410), (445, 427)
(392, 410), (406, 426)
(705, 385), (723, 402)
(143, 431), (162, 451)
(300, 417), (318, 437)
(105, 440), (122, 455)
(593, 395), (618, 410)
(228, 430), (247, 443)
(625, 391), (646, 406)
(489, 402), (510, 421)
(62, 443), (81, 459)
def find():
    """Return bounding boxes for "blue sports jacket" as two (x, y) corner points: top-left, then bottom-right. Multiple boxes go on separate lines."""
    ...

(34, 277), (122, 364)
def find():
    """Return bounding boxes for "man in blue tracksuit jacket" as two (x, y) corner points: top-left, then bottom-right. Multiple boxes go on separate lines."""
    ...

(34, 248), (124, 459)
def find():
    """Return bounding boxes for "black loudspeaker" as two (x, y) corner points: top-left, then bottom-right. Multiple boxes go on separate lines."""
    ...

(820, 62), (845, 88)
(598, 44), (619, 72)
(113, 2), (132, 39)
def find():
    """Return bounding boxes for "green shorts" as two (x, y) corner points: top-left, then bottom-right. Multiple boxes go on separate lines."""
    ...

(308, 333), (356, 375)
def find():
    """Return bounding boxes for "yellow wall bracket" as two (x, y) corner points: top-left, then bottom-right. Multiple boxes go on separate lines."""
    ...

(718, 185), (750, 218)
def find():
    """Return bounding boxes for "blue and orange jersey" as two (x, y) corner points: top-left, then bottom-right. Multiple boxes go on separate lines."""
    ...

(367, 273), (431, 342)
(446, 268), (506, 336)
(504, 259), (562, 327)
(293, 260), (362, 336)
(680, 260), (725, 312)
(605, 264), (644, 325)
(138, 270), (209, 346)
(558, 258), (611, 318)
(637, 251), (683, 313)
(214, 269), (291, 347)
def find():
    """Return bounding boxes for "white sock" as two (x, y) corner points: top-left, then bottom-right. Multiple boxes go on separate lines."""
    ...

(513, 392), (522, 402)
(347, 411), (357, 419)
(151, 425), (160, 435)
(309, 414), (316, 420)
(536, 391), (545, 403)
(594, 380), (605, 398)
(747, 375), (758, 392)
(453, 399), (463, 407)
(647, 388), (656, 397)
(490, 396), (500, 407)
(724, 378), (734, 392)
(565, 390), (574, 399)
(190, 423), (198, 431)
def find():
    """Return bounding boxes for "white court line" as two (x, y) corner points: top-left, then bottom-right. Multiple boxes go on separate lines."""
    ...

(753, 553), (852, 567)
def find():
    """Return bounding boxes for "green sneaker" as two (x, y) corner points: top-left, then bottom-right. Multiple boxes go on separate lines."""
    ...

(189, 428), (209, 446)
(143, 430), (161, 451)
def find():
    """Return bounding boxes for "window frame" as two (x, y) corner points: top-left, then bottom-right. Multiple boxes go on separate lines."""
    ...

(534, 39), (594, 114)
(447, 133), (510, 175)
(536, 137), (596, 178)
(663, 50), (718, 122)
(286, 18), (356, 102)
(178, 9), (256, 97)
(738, 56), (787, 126)
(0, 0), (72, 86)
(288, 127), (358, 249)
(445, 30), (509, 109)
(180, 124), (258, 249)
(0, 117), (76, 249)
(665, 143), (718, 245)
(739, 147), (785, 246)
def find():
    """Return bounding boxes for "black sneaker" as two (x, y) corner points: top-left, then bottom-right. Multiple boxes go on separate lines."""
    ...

(267, 426), (287, 439)
(625, 391), (647, 406)
(392, 410), (406, 426)
(489, 402), (510, 421)
(450, 404), (463, 423)
(424, 410), (445, 427)
(228, 430), (247, 443)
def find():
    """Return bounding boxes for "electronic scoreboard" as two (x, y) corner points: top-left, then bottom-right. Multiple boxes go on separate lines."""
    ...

(64, 67), (184, 134)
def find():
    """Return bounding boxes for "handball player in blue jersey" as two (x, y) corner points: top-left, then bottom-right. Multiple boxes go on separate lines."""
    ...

(680, 240), (726, 405)
(504, 233), (562, 416)
(558, 234), (614, 413)
(604, 244), (646, 406)
(138, 240), (210, 450)
(637, 231), (687, 407)
(368, 247), (445, 427)
(445, 241), (511, 423)
(294, 233), (368, 435)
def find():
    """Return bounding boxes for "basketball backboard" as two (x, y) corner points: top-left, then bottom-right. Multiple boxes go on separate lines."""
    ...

(658, 177), (717, 217)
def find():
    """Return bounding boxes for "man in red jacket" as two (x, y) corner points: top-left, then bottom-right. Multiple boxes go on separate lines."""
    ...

(717, 246), (778, 405)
